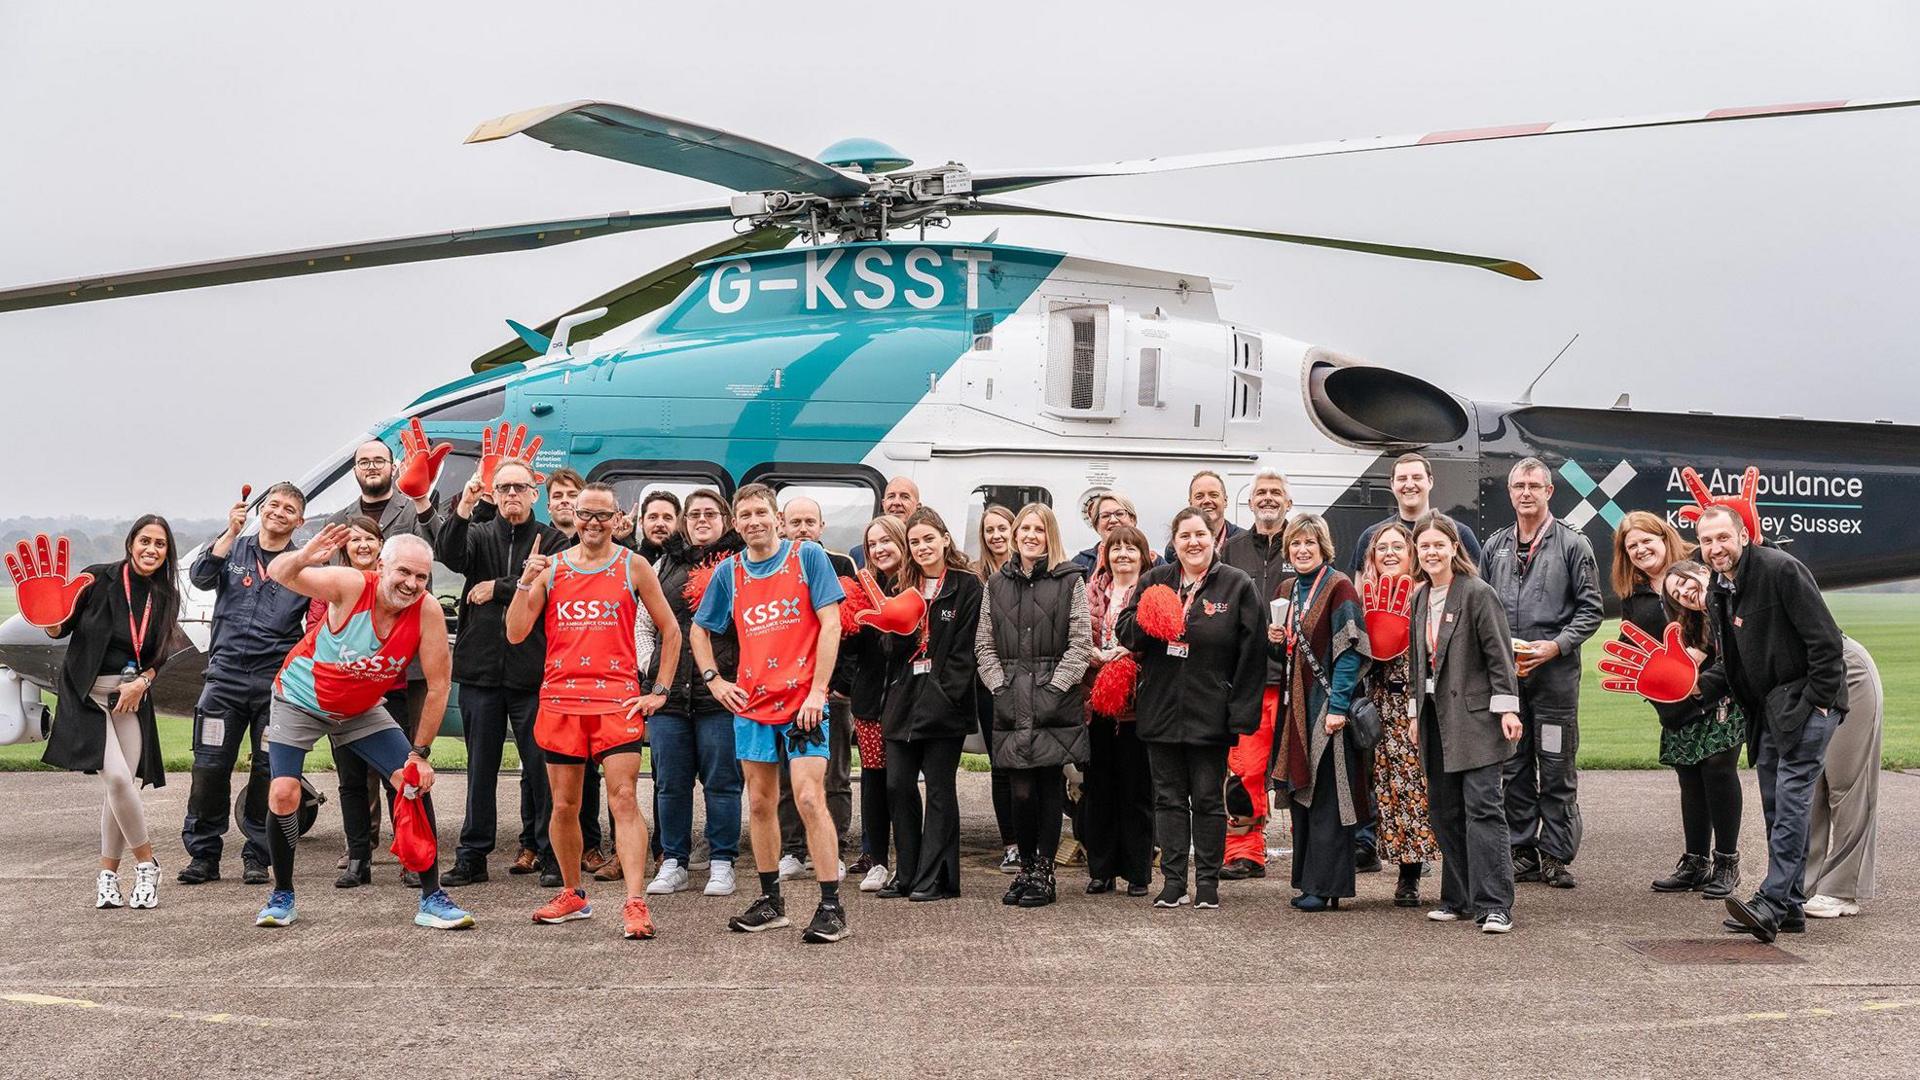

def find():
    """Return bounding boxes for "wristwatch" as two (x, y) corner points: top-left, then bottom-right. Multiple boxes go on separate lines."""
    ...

(410, 744), (433, 761)
(649, 682), (669, 697)
(701, 668), (719, 683)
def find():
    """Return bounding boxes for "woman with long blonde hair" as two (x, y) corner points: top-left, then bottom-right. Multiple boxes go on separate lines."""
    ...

(973, 503), (1019, 868)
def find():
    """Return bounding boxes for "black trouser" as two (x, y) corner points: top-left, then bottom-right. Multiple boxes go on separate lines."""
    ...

(780, 695), (852, 858)
(1673, 745), (1742, 856)
(978, 689), (1015, 847)
(885, 736), (963, 894)
(1082, 717), (1154, 885)
(1289, 748), (1358, 899)
(1146, 741), (1229, 887)
(1503, 658), (1582, 862)
(859, 762), (890, 867)
(1425, 705), (1515, 918)
(182, 684), (272, 866)
(1006, 764), (1066, 864)
(454, 683), (548, 867)
(338, 682), (423, 860)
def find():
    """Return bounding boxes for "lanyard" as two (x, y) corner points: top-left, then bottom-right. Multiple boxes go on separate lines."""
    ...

(1516, 521), (1550, 576)
(1425, 586), (1448, 672)
(122, 563), (153, 670)
(1177, 569), (1209, 638)
(913, 576), (942, 660)
(1282, 565), (1330, 655)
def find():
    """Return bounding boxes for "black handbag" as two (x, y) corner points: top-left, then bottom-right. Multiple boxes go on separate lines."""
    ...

(1293, 616), (1383, 752)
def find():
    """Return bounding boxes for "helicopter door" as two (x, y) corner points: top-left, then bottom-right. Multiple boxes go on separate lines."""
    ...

(585, 460), (733, 533)
(740, 463), (885, 558)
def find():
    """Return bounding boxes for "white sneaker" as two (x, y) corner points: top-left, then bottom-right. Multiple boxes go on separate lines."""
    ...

(778, 854), (805, 881)
(645, 858), (689, 895)
(704, 861), (737, 896)
(129, 861), (159, 909)
(95, 869), (124, 909)
(688, 834), (711, 871)
(1426, 907), (1463, 922)
(860, 864), (890, 892)
(1804, 894), (1860, 919)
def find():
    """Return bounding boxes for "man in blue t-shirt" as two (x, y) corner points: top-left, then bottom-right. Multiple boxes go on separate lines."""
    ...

(689, 484), (848, 943)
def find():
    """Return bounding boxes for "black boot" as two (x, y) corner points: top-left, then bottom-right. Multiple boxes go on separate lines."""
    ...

(1651, 853), (1712, 892)
(1394, 862), (1422, 907)
(335, 858), (372, 889)
(1701, 851), (1740, 900)
(1017, 855), (1057, 908)
(1002, 857), (1033, 906)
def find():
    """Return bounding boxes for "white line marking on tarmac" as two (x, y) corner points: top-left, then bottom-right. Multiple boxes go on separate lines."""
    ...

(5, 991), (276, 1027)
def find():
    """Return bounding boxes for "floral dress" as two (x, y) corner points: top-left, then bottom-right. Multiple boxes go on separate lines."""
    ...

(1367, 654), (1439, 864)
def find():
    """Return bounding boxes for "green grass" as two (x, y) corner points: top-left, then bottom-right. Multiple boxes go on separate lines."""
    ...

(2, 588), (1914, 772)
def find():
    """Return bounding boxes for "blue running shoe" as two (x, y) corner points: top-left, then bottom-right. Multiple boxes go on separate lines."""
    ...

(255, 890), (297, 927)
(415, 889), (475, 930)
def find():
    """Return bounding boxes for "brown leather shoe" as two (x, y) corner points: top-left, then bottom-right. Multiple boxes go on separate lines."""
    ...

(595, 858), (624, 882)
(508, 848), (540, 876)
(581, 848), (610, 875)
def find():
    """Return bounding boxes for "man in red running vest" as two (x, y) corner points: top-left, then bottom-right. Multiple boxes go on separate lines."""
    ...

(691, 483), (848, 943)
(507, 483), (680, 940)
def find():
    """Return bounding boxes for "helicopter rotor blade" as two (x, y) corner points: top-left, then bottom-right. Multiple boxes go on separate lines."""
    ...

(469, 225), (799, 372)
(467, 100), (870, 199)
(964, 199), (1541, 280)
(0, 201), (739, 314)
(970, 96), (1920, 196)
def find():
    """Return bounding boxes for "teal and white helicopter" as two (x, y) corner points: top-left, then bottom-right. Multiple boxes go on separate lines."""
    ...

(4, 95), (1920, 741)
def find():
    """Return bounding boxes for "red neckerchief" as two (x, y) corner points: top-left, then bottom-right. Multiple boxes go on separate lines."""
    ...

(122, 563), (153, 670)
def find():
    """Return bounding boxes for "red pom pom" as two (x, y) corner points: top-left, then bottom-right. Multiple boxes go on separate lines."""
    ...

(682, 562), (716, 609)
(838, 575), (873, 637)
(1135, 584), (1186, 641)
(1090, 654), (1139, 716)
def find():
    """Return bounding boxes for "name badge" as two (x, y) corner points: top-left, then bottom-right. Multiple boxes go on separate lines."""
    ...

(912, 658), (933, 676)
(1167, 642), (1190, 659)
(1425, 678), (1436, 695)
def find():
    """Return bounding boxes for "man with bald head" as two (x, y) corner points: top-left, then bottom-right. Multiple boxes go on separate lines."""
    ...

(852, 476), (921, 569)
(775, 495), (857, 872)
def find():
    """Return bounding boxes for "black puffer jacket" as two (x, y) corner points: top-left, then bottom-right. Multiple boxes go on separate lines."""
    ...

(1117, 561), (1266, 745)
(650, 531), (745, 717)
(977, 558), (1093, 768)
(879, 573), (982, 741)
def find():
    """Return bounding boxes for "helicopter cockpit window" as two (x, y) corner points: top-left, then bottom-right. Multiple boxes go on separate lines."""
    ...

(417, 388), (506, 422)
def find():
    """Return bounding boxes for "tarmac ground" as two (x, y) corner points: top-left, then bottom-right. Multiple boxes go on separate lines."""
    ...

(1, 767), (1915, 1079)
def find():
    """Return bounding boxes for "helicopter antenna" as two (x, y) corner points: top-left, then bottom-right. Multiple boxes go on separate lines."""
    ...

(1519, 332), (1579, 405)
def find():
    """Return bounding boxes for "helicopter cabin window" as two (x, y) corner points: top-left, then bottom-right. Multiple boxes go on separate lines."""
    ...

(1229, 331), (1262, 423)
(1043, 302), (1123, 419)
(963, 484), (1053, 564)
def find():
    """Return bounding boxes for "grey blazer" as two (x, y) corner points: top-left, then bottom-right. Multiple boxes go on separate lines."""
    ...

(1407, 574), (1522, 775)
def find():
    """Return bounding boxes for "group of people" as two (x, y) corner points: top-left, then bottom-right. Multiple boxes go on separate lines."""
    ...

(23, 428), (1882, 943)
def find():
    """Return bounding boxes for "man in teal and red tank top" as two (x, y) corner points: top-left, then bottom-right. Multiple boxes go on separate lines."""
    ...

(505, 482), (681, 941)
(256, 524), (473, 932)
(691, 483), (849, 943)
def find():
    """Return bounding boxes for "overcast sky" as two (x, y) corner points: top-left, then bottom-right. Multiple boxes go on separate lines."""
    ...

(3, 1), (1916, 518)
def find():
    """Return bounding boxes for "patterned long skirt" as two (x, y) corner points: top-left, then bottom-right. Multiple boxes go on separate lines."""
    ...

(1369, 659), (1439, 865)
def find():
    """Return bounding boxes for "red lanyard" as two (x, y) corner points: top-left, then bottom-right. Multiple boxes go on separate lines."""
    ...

(1516, 522), (1549, 575)
(914, 577), (941, 660)
(1177, 570), (1209, 638)
(122, 563), (153, 670)
(1282, 565), (1330, 655)
(1425, 586), (1446, 672)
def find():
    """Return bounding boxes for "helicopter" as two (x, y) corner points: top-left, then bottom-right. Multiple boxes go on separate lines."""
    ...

(3, 95), (1919, 745)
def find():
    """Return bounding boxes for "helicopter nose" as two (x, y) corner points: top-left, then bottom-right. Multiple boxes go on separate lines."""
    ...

(0, 613), (66, 689)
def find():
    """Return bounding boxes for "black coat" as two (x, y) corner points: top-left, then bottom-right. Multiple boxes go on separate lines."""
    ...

(1694, 542), (1847, 751)
(43, 562), (178, 787)
(1220, 527), (1293, 684)
(437, 509), (568, 690)
(651, 532), (746, 717)
(823, 550), (858, 699)
(1116, 561), (1266, 746)
(1620, 584), (1710, 732)
(979, 559), (1091, 769)
(879, 573), (982, 742)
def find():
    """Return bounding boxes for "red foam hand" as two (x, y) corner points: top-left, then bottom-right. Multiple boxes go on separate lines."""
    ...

(388, 760), (438, 873)
(1599, 621), (1699, 704)
(682, 562), (717, 610)
(856, 584), (927, 636)
(1677, 465), (1763, 543)
(6, 534), (95, 629)
(1089, 653), (1139, 716)
(1362, 574), (1414, 661)
(837, 574), (875, 637)
(395, 417), (453, 500)
(1134, 584), (1185, 642)
(478, 422), (545, 490)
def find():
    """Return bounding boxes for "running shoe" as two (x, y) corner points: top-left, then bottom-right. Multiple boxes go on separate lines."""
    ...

(728, 893), (789, 933)
(859, 864), (890, 893)
(255, 890), (297, 927)
(416, 890), (475, 930)
(801, 900), (849, 944)
(533, 888), (592, 924)
(704, 861), (737, 897)
(1193, 882), (1220, 910)
(1152, 881), (1190, 909)
(95, 869), (124, 910)
(777, 854), (805, 881)
(128, 861), (159, 909)
(646, 858), (689, 895)
(1805, 894), (1861, 919)
(622, 896), (656, 940)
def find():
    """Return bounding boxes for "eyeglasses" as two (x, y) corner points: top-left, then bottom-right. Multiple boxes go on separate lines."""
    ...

(354, 458), (389, 469)
(495, 482), (533, 495)
(1097, 510), (1134, 523)
(575, 509), (618, 523)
